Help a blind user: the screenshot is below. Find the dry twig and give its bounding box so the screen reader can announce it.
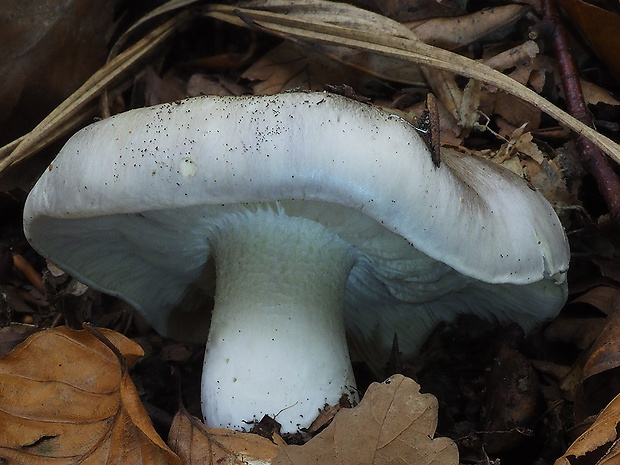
[204,3,620,166]
[544,0,620,221]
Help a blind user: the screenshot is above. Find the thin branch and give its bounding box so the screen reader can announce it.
[203,3,620,167]
[544,0,620,221]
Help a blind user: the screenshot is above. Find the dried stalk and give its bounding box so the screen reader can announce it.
[3,0,620,187]
[203,3,620,166]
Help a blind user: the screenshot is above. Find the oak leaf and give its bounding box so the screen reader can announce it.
[168,375,456,465]
[274,374,458,465]
[555,391,620,465]
[168,404,281,464]
[0,326,180,465]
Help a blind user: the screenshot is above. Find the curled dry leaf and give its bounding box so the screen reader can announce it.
[581,80,620,107]
[557,0,620,80]
[274,374,458,465]
[206,1,620,165]
[168,404,281,464]
[241,42,366,95]
[575,306,620,420]
[545,317,606,351]
[571,286,620,317]
[407,5,529,50]
[0,324,39,359]
[167,375,456,464]
[582,307,620,382]
[0,326,180,465]
[555,391,620,465]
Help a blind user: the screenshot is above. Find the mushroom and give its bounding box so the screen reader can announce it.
[23,92,569,433]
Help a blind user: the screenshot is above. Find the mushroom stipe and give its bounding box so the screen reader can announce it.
[23,91,569,434]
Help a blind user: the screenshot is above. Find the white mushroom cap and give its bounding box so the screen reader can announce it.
[23,91,569,432]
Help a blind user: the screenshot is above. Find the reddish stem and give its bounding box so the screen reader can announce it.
[543,0,620,222]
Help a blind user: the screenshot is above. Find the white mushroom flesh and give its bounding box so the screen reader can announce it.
[203,207,358,431]
[23,92,570,434]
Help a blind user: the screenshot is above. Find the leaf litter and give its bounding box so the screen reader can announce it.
[0,326,180,464]
[0,327,456,465]
[1,0,620,463]
[273,375,458,465]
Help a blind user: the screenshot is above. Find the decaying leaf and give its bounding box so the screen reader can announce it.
[555,391,620,465]
[274,374,458,465]
[204,0,620,169]
[0,0,115,143]
[168,404,281,464]
[167,375,456,464]
[407,5,529,50]
[572,286,620,316]
[557,0,620,80]
[483,335,541,454]
[580,307,620,402]
[582,305,620,376]
[0,323,39,358]
[241,42,365,95]
[545,317,607,351]
[581,80,620,107]
[0,326,180,465]
[371,0,466,21]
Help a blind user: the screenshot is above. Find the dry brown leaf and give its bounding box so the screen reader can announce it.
[514,130,546,164]
[557,0,620,80]
[371,0,466,21]
[186,74,249,97]
[0,326,180,465]
[143,67,188,107]
[205,1,620,166]
[168,404,281,464]
[494,125,537,162]
[241,43,316,94]
[0,323,39,359]
[482,41,540,77]
[581,80,620,107]
[523,155,580,208]
[407,5,529,50]
[0,0,115,144]
[565,306,620,421]
[581,309,620,382]
[545,317,607,351]
[555,391,620,465]
[572,286,620,316]
[168,375,457,464]
[242,41,378,94]
[274,374,458,465]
